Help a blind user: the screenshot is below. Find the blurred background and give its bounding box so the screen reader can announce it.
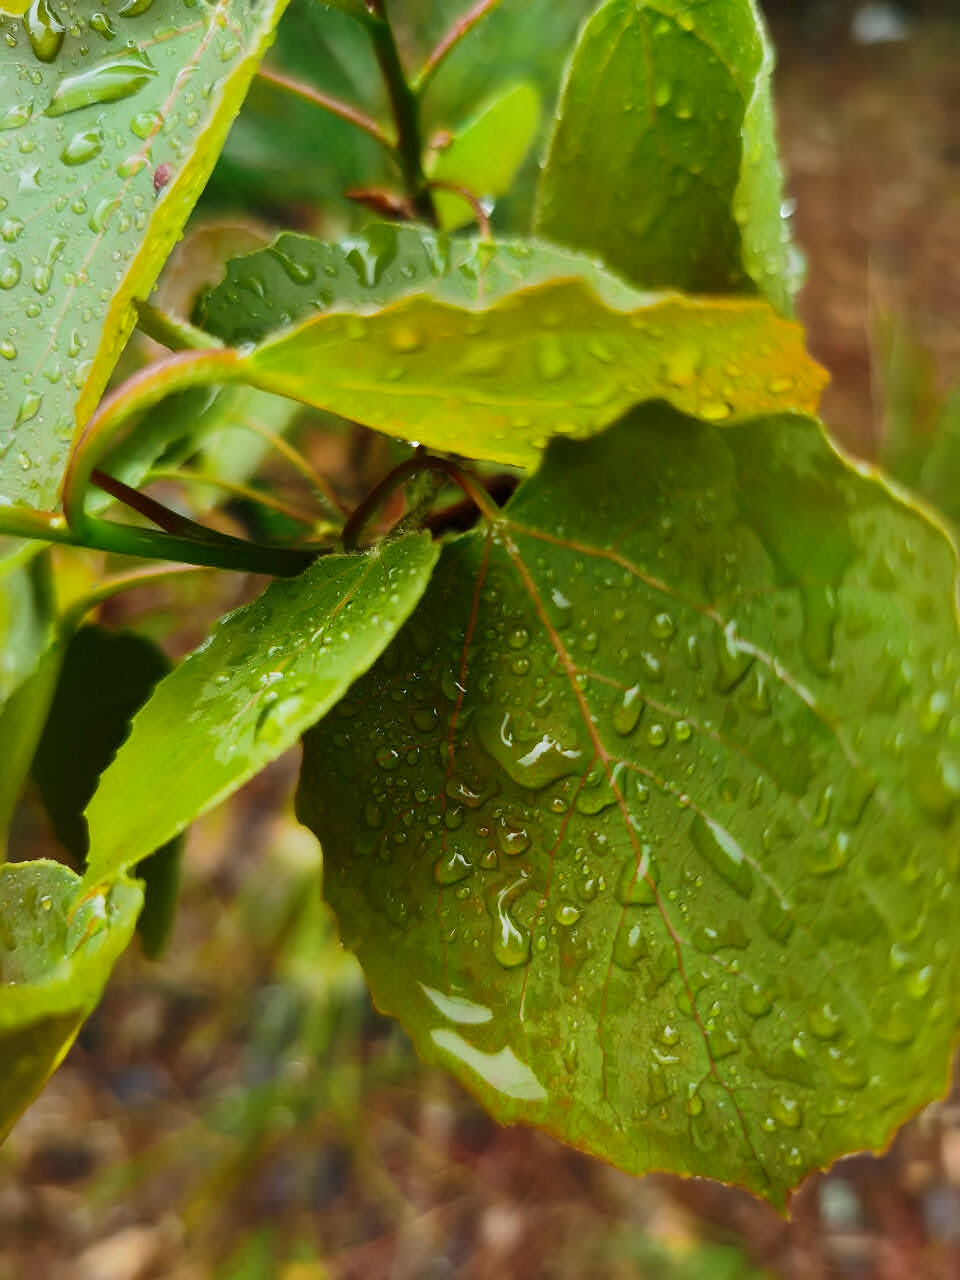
[2,1,959,1276]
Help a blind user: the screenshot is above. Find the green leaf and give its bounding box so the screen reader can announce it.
[30,624,184,954]
[84,533,440,884]
[0,0,290,509]
[201,229,824,470]
[536,0,799,312]
[425,83,541,232]
[0,552,60,849]
[298,406,960,1206]
[0,860,142,1141]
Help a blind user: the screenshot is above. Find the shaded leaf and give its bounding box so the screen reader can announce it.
[85,533,440,883]
[201,229,824,470]
[299,406,960,1206]
[0,552,59,850]
[0,0,290,508]
[30,625,184,955]
[536,0,799,311]
[0,860,142,1141]
[426,83,541,232]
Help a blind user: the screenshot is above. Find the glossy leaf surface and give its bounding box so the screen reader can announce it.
[537,0,798,312]
[0,0,290,508]
[85,533,440,883]
[0,860,142,1140]
[201,230,824,469]
[299,407,960,1205]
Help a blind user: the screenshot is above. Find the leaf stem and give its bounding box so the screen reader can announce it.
[415,0,504,95]
[61,564,213,632]
[365,1,436,222]
[228,418,350,518]
[426,180,491,238]
[147,469,322,528]
[254,67,396,152]
[91,469,241,544]
[135,301,223,352]
[342,454,499,550]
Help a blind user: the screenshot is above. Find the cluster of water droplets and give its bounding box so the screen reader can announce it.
[0,0,248,503]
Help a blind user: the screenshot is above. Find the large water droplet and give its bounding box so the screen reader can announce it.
[613,684,643,736]
[14,391,42,427]
[0,100,34,131]
[60,125,103,165]
[536,334,571,381]
[0,253,21,289]
[713,621,754,692]
[689,813,753,898]
[489,877,530,968]
[44,46,157,116]
[615,845,659,905]
[89,10,115,38]
[434,847,473,886]
[117,0,153,14]
[23,0,64,62]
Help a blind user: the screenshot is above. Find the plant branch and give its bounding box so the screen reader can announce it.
[415,0,504,95]
[228,419,350,518]
[365,1,436,222]
[136,301,223,352]
[92,469,241,544]
[426,181,491,238]
[342,454,500,550]
[147,469,322,529]
[62,564,212,632]
[255,67,395,151]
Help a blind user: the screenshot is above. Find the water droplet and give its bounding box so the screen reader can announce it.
[739,982,771,1018]
[713,621,754,691]
[555,903,581,927]
[0,339,16,359]
[646,722,668,748]
[489,878,530,969]
[23,0,64,62]
[771,1094,802,1129]
[60,124,103,165]
[613,684,643,736]
[44,46,157,116]
[685,1086,704,1117]
[478,710,584,790]
[267,242,316,286]
[89,10,115,38]
[129,108,161,138]
[654,81,671,108]
[699,400,731,422]
[689,813,753,898]
[808,1002,841,1040]
[0,253,21,289]
[612,909,649,969]
[32,263,51,293]
[496,818,530,857]
[663,343,701,388]
[615,845,659,905]
[434,847,473,886]
[0,100,34,131]
[117,0,153,14]
[536,334,570,381]
[14,391,41,427]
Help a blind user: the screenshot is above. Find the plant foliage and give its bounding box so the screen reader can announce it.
[0,0,956,1211]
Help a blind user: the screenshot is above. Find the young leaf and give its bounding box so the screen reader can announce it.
[84,533,440,884]
[425,83,541,231]
[536,0,799,312]
[0,0,291,508]
[0,861,142,1141]
[200,230,825,470]
[298,406,960,1207]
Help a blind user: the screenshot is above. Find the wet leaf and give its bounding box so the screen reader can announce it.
[0,552,59,849]
[299,406,960,1206]
[200,229,824,470]
[0,860,142,1141]
[537,0,800,312]
[84,533,440,883]
[425,83,541,231]
[0,0,290,508]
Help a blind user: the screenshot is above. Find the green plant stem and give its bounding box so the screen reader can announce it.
[365,1,436,222]
[228,419,350,519]
[92,469,241,544]
[255,67,395,151]
[415,0,504,95]
[342,454,498,549]
[148,469,321,528]
[61,564,212,632]
[135,301,223,352]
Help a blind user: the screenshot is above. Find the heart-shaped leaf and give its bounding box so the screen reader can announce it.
[0,860,142,1141]
[0,0,290,508]
[85,532,440,884]
[298,406,960,1207]
[537,0,800,312]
